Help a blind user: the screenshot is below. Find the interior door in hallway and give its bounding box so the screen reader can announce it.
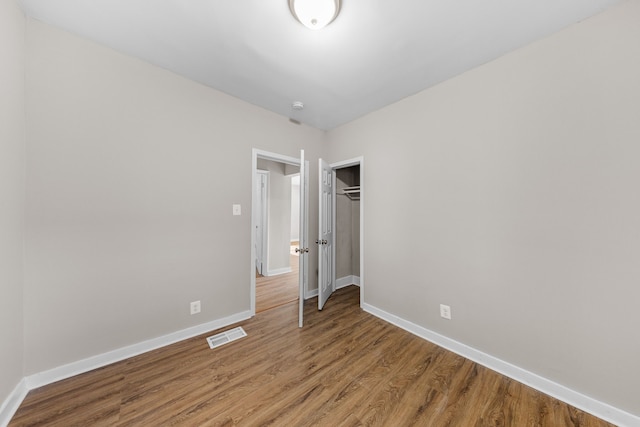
[297,150,309,326]
[254,171,268,276]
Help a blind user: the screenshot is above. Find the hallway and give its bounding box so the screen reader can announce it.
[256,247,299,313]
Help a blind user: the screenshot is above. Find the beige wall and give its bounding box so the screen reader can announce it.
[6,0,639,421]
[257,159,293,274]
[327,0,640,416]
[0,0,26,405]
[24,19,324,375]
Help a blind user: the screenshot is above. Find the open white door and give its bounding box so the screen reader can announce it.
[297,150,309,327]
[254,171,268,276]
[318,158,334,310]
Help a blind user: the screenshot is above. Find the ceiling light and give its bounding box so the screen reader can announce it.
[289,0,341,30]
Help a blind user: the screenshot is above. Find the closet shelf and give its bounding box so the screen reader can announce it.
[340,185,361,200]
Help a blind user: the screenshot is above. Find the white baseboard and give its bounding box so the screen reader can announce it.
[305,276,360,300]
[0,311,251,427]
[0,379,28,427]
[9,302,634,426]
[336,275,360,289]
[362,303,638,427]
[304,288,318,300]
[265,267,292,277]
[25,310,252,390]
[1,310,251,425]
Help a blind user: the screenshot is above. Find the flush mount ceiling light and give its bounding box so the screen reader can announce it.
[289,0,341,30]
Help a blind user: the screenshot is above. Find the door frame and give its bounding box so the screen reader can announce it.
[250,148,306,316]
[328,156,364,307]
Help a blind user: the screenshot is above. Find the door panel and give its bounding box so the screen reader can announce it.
[298,150,308,327]
[254,172,267,275]
[318,158,334,310]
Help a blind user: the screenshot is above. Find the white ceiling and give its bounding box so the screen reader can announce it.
[19,0,623,130]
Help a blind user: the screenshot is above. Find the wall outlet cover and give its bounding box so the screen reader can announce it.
[190,300,201,315]
[440,304,451,320]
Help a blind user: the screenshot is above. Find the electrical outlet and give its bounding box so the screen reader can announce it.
[190,300,201,315]
[440,304,451,320]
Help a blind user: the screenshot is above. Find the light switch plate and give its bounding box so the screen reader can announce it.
[232,204,241,216]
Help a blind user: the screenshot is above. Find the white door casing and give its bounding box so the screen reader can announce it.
[318,158,334,310]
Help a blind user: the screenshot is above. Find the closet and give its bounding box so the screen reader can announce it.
[335,165,360,288]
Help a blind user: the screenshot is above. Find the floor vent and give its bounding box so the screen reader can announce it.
[206,326,247,350]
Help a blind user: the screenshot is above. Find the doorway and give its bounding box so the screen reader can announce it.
[254,159,299,312]
[318,156,363,310]
[251,149,309,326]
[334,164,361,290]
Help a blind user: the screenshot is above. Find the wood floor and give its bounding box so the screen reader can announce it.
[255,253,299,313]
[10,286,614,427]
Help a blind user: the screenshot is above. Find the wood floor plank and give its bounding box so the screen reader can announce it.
[255,253,299,313]
[9,286,616,427]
